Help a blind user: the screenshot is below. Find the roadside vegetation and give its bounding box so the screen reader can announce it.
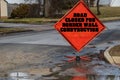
[0,18,58,24]
[109,45,120,56]
[91,7,120,18]
[1,7,120,24]
[0,27,30,35]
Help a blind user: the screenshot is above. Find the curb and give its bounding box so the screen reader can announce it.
[104,45,120,67]
[104,47,115,65]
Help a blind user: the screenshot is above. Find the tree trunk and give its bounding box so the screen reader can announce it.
[44,0,51,17]
[37,0,41,16]
[97,0,101,15]
[86,0,89,6]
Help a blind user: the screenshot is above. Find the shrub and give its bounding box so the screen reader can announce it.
[11,4,30,18]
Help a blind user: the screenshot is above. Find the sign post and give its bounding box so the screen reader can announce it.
[54,0,105,52]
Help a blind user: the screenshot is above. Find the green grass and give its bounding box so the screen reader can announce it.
[0,27,29,34]
[90,7,120,18]
[109,45,120,56]
[0,18,58,24]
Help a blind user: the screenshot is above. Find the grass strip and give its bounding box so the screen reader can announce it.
[0,27,30,35]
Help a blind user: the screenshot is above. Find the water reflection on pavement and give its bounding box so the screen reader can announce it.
[72,76,87,80]
[59,58,120,80]
[71,66,87,80]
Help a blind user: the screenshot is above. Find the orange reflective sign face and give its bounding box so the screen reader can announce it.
[54,1,105,52]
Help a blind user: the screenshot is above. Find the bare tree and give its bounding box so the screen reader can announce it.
[24,0,101,17]
[96,0,101,15]
[86,0,90,7]
[24,0,52,17]
[44,0,51,17]
[90,0,95,7]
[24,0,41,17]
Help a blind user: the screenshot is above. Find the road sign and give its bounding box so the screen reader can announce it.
[54,1,105,52]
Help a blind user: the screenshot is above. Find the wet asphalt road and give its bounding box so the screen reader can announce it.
[0,21,120,46]
[0,21,120,61]
[0,21,120,79]
[0,21,120,57]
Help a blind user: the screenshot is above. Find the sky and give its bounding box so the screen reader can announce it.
[100,0,110,4]
[6,0,110,4]
[6,0,24,3]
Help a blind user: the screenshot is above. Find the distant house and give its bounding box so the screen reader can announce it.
[110,0,120,7]
[0,0,8,18]
[96,0,120,7]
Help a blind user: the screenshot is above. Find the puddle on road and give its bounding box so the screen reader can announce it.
[58,59,120,80]
[0,41,120,80]
[70,66,88,80]
[60,66,120,80]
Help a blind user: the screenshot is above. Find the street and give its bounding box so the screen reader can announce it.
[0,20,120,79]
[0,21,120,46]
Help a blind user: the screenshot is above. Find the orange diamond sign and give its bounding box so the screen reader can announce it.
[54,1,105,52]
